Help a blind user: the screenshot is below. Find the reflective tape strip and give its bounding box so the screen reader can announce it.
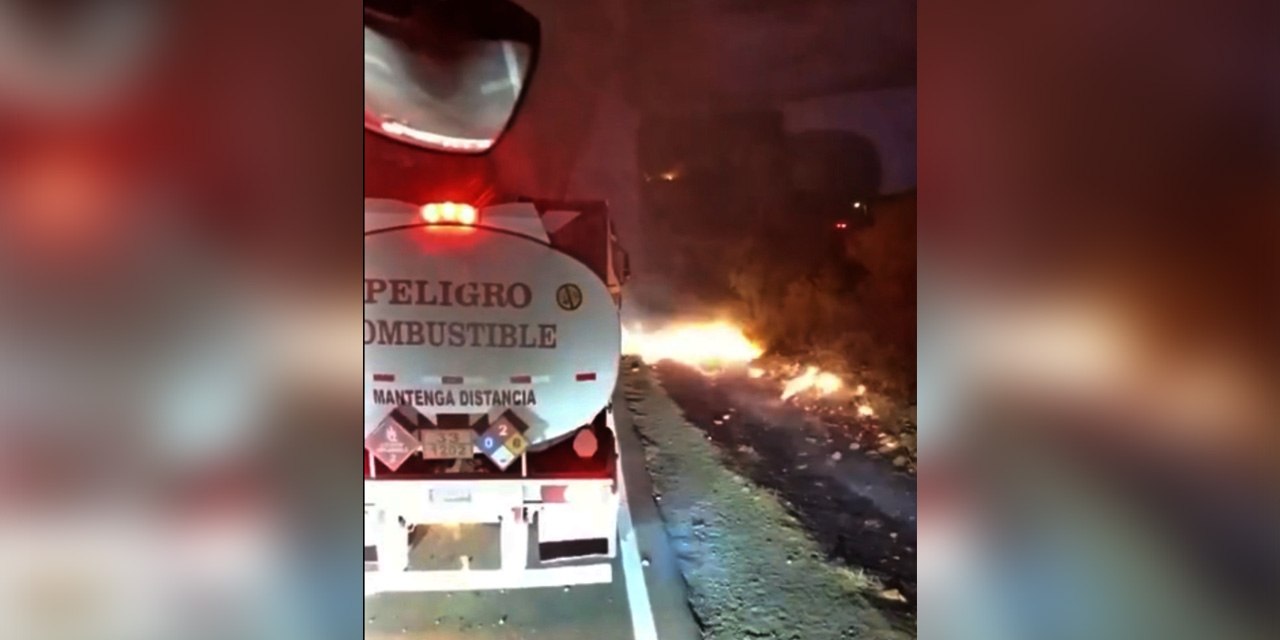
[419,376,488,386]
[509,375,551,385]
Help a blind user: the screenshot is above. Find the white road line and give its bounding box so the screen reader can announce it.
[617,453,659,640]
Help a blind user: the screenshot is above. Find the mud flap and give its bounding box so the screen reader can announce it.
[370,508,409,573]
[501,507,530,571]
[536,500,617,562]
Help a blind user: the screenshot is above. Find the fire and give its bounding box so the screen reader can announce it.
[622,322,764,370]
[621,322,882,420]
[780,366,844,401]
[777,367,877,417]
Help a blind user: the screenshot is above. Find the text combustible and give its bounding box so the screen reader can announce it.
[372,388,537,408]
[364,320,557,348]
[365,279,558,349]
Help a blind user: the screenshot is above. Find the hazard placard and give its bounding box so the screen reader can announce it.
[366,415,420,472]
[475,411,531,471]
[504,433,529,458]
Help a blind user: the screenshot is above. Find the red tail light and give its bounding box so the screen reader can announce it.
[421,202,478,225]
[541,483,611,504]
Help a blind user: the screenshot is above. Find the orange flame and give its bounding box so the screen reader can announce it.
[780,366,844,401]
[622,322,764,371]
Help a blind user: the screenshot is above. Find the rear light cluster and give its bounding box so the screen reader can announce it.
[365,415,616,480]
[421,202,478,225]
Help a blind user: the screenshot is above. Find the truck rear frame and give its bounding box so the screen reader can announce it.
[364,198,628,593]
[364,406,620,594]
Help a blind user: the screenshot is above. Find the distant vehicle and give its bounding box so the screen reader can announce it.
[363,0,631,593]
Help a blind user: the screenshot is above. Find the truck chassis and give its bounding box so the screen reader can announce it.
[364,408,620,594]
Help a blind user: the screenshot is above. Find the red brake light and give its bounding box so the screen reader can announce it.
[421,202,478,225]
[540,484,610,504]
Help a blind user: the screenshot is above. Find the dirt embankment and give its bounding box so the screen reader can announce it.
[623,359,916,639]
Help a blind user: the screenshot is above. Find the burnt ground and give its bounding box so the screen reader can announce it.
[620,361,909,640]
[651,361,917,623]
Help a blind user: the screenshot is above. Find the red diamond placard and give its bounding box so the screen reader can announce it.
[366,414,420,472]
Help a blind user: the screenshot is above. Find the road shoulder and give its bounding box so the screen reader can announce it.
[615,379,705,640]
[620,358,912,640]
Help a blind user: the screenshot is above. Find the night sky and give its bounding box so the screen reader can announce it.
[462,0,919,299]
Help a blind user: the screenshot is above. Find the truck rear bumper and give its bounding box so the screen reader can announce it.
[364,477,618,594]
[364,563,612,595]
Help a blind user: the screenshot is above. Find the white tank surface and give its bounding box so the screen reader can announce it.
[364,199,621,449]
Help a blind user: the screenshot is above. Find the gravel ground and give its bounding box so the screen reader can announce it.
[652,361,918,612]
[621,358,914,640]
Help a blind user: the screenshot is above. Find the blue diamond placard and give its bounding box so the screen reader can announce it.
[475,426,506,457]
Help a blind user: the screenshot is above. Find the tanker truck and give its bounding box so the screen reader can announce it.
[363,0,631,593]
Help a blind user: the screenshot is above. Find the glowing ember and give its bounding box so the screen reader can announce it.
[780,366,844,401]
[857,405,875,418]
[622,322,764,370]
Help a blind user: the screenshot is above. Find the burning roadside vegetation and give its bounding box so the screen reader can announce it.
[621,324,918,473]
[730,189,917,461]
[749,359,917,474]
[617,110,918,630]
[618,182,919,626]
[629,113,917,467]
[619,323,920,626]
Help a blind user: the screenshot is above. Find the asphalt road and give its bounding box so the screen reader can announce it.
[364,385,702,640]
